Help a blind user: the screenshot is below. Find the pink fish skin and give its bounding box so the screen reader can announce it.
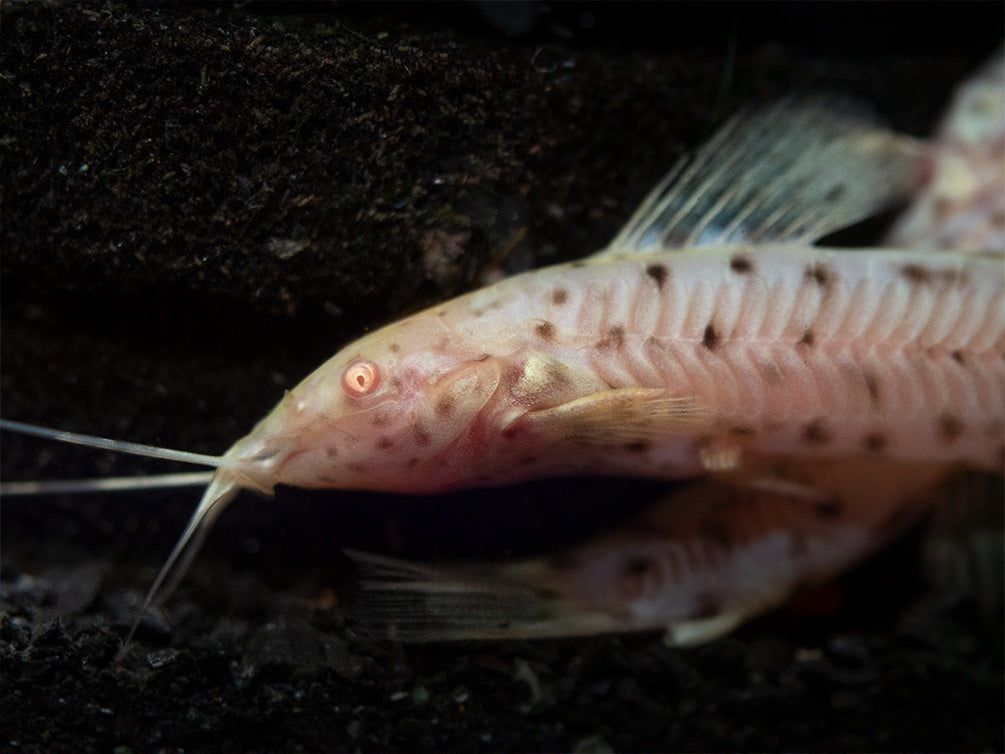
[227,244,1002,497]
[344,70,1005,643]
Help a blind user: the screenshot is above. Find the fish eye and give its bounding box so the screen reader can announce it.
[341,359,381,397]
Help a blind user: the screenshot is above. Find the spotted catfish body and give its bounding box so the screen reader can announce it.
[347,71,1005,645]
[188,99,1000,510]
[274,243,1000,495]
[47,98,1000,624]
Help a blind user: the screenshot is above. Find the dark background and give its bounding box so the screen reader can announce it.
[1,3,1002,752]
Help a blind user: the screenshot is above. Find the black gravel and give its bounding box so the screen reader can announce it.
[2,3,1002,752]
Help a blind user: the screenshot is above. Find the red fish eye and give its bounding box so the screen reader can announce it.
[341,359,381,397]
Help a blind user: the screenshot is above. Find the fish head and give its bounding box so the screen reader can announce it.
[222,316,504,493]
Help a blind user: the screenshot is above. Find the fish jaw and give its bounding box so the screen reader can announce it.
[219,321,507,494]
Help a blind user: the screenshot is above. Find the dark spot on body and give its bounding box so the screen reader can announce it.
[802,419,831,445]
[325,446,339,459]
[646,335,666,351]
[407,457,421,468]
[804,263,833,290]
[372,414,390,428]
[646,263,668,289]
[535,320,556,340]
[413,424,431,446]
[950,350,965,365]
[863,432,887,452]
[551,288,569,305]
[760,360,782,383]
[729,254,753,274]
[347,462,365,473]
[388,343,401,354]
[596,324,626,350]
[863,371,880,407]
[729,425,756,436]
[703,323,720,350]
[518,455,539,466]
[824,184,847,202]
[435,394,455,418]
[376,436,394,450]
[624,440,650,453]
[798,328,815,347]
[900,264,967,288]
[477,353,491,361]
[390,376,401,389]
[900,263,929,285]
[938,414,965,443]
[624,557,655,577]
[814,498,842,518]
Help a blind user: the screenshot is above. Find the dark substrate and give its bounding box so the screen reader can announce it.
[1,3,1003,752]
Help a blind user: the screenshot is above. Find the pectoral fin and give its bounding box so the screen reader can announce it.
[512,388,711,446]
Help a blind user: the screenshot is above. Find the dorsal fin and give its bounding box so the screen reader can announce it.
[599,98,922,255]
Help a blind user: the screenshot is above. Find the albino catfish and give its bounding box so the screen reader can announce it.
[352,56,1005,644]
[3,71,1003,645]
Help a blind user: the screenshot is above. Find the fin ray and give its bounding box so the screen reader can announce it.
[601,98,921,254]
[346,549,615,641]
[517,388,709,446]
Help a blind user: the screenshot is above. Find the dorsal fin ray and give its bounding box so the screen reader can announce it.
[599,98,922,255]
